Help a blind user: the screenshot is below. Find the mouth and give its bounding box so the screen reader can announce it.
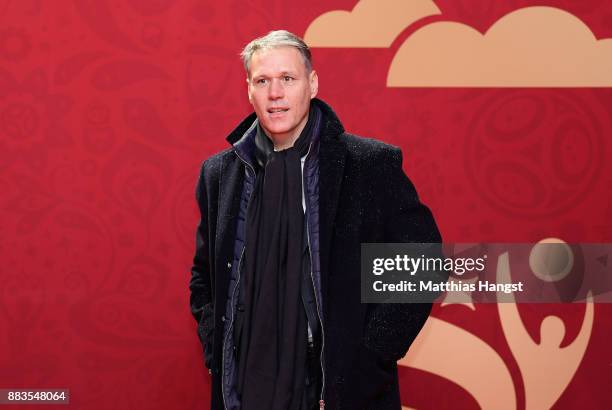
[267,107,289,114]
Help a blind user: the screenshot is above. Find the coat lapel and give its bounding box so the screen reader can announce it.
[318,136,347,281]
[214,154,244,312]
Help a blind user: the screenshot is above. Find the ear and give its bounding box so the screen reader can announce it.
[246,77,253,104]
[309,70,319,99]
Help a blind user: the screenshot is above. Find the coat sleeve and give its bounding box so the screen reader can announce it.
[349,146,444,406]
[363,146,443,363]
[189,160,214,368]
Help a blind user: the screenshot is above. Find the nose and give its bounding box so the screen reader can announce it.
[268,78,284,99]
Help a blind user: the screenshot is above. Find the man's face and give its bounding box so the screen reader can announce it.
[247,46,318,147]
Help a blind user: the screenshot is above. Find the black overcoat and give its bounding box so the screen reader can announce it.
[189,99,442,409]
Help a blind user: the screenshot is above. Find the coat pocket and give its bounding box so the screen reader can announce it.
[344,343,396,408]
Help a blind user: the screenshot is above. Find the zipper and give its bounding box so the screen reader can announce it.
[221,149,255,410]
[221,245,246,410]
[302,141,326,409]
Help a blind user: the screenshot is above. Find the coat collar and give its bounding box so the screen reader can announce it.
[225,98,345,146]
[220,98,348,283]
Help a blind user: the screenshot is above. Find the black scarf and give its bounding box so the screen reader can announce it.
[235,108,315,409]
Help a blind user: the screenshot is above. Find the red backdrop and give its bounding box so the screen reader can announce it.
[0,1,611,409]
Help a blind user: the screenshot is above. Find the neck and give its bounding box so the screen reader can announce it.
[269,111,310,151]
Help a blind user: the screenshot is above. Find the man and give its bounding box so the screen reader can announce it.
[189,30,441,410]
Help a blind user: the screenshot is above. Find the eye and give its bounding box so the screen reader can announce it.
[282,75,294,82]
[255,78,267,85]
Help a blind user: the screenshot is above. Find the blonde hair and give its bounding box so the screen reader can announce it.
[240,30,312,76]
